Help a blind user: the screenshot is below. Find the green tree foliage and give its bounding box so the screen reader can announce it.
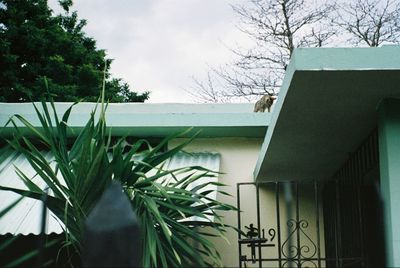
[0,0,149,102]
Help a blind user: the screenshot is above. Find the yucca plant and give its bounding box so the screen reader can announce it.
[0,96,236,266]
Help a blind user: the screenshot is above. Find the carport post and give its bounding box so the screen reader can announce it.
[377,98,400,267]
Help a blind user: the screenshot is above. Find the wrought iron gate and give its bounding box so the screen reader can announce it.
[237,180,372,267]
[237,130,384,267]
[323,129,385,268]
[237,181,326,267]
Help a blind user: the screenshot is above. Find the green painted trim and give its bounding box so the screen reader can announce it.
[253,46,297,180]
[293,46,400,71]
[0,103,270,138]
[378,98,400,267]
[254,46,400,181]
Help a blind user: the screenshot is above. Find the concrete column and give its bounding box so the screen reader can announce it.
[377,98,400,267]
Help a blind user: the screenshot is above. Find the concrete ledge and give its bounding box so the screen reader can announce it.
[0,102,270,138]
[254,46,400,181]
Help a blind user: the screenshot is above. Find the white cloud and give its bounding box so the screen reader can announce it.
[49,0,251,103]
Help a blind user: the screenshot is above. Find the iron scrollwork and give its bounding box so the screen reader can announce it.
[281,219,318,266]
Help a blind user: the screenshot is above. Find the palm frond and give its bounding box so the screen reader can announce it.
[1,98,236,267]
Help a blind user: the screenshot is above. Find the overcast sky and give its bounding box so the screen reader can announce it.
[49,0,251,103]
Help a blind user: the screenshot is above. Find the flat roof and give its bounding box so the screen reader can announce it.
[254,46,400,181]
[0,103,269,138]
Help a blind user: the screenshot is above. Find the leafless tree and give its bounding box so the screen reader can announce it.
[186,72,231,103]
[190,0,336,102]
[231,0,336,68]
[334,0,400,47]
[190,0,400,103]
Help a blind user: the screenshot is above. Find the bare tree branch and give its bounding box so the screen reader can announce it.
[187,0,399,103]
[333,0,400,47]
[186,72,234,103]
[202,0,337,102]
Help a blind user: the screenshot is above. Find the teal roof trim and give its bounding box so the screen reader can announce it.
[291,45,400,71]
[254,46,400,181]
[0,103,270,138]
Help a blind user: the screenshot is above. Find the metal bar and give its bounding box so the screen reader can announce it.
[372,130,378,166]
[333,182,339,268]
[360,141,366,177]
[296,182,300,268]
[237,183,242,268]
[276,182,282,268]
[374,129,379,163]
[351,154,356,185]
[335,180,343,267]
[256,183,262,268]
[258,257,363,262]
[315,181,321,268]
[368,135,373,169]
[357,149,362,183]
[237,182,257,186]
[356,186,366,267]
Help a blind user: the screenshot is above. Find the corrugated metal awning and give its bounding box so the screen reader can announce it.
[167,151,221,222]
[0,149,64,235]
[0,149,220,235]
[167,151,220,198]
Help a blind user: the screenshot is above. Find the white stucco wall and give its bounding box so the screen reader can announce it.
[169,137,263,267]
